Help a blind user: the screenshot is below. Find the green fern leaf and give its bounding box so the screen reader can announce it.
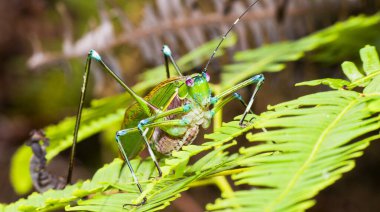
[208,90,380,211]
[221,14,380,89]
[5,113,256,211]
[4,87,380,211]
[207,46,380,211]
[298,45,380,90]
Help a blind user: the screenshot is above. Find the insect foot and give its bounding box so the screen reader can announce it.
[239,122,248,128]
[239,119,254,128]
[148,175,162,181]
[123,197,147,208]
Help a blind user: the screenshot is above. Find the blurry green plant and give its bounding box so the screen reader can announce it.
[3,13,380,211]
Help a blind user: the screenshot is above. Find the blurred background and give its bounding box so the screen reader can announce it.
[1,0,380,211]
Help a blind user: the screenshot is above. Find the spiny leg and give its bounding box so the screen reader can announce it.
[233,93,254,114]
[137,104,191,177]
[162,45,183,77]
[239,75,264,126]
[138,126,162,177]
[212,92,253,114]
[67,50,159,184]
[211,74,264,126]
[116,130,147,207]
[235,90,270,136]
[233,93,255,124]
[116,118,190,207]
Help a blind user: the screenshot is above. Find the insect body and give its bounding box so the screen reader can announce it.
[30,0,264,208]
[81,49,263,208]
[121,71,213,157]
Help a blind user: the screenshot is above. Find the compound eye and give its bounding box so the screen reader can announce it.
[186,78,194,87]
[202,72,210,82]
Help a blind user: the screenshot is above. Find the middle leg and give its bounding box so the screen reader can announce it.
[115,118,190,207]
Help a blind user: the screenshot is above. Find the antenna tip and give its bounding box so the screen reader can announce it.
[162,45,172,56]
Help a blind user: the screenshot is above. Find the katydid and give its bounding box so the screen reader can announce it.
[29,0,264,208]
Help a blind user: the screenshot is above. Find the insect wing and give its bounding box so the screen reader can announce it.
[120,77,184,159]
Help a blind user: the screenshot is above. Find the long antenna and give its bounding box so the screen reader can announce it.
[203,0,262,72]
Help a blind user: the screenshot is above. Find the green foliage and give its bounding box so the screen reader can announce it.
[312,14,380,63]
[297,45,380,91]
[221,14,380,89]
[3,117,254,211]
[206,45,380,211]
[6,12,380,211]
[208,91,380,211]
[10,35,238,195]
[9,12,380,196]
[4,45,380,211]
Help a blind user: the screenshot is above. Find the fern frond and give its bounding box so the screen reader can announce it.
[4,118,253,211]
[297,45,380,91]
[208,90,380,211]
[8,87,380,211]
[10,13,380,195]
[207,46,380,211]
[222,13,380,89]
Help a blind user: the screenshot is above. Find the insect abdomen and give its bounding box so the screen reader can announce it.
[155,125,199,155]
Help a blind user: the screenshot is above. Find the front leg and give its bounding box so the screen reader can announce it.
[211,74,264,126]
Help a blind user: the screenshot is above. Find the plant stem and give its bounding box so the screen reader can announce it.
[214,176,234,197]
[210,85,234,197]
[189,167,249,188]
[189,176,233,197]
[213,85,223,129]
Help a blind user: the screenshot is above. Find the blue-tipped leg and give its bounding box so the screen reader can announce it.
[115,131,147,207]
[89,49,102,61]
[161,45,182,77]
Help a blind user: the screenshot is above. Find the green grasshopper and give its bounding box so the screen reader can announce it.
[29,0,264,208]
